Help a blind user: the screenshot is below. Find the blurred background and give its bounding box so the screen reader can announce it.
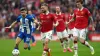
[0,0,100,41]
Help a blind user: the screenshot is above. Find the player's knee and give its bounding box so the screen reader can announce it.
[15,37,22,44]
[68,34,71,38]
[80,39,85,44]
[63,37,68,40]
[45,41,48,44]
[60,38,63,43]
[73,36,78,41]
[45,38,49,44]
[74,40,77,43]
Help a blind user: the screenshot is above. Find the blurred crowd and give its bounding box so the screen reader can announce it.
[0,0,100,36]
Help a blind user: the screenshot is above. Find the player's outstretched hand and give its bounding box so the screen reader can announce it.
[5,26,11,29]
[66,22,69,25]
[36,27,40,30]
[92,26,95,31]
[53,23,57,27]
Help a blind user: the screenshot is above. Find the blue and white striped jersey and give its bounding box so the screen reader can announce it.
[17,14,33,34]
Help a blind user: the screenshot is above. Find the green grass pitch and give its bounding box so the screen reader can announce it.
[0,39,100,56]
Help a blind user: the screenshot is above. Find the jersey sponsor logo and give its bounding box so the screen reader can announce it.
[76,15,84,18]
[54,16,57,18]
[41,17,43,18]
[58,19,63,21]
[61,15,63,18]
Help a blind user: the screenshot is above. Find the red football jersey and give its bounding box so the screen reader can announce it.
[67,13,75,29]
[39,12,56,33]
[54,13,66,32]
[74,7,91,29]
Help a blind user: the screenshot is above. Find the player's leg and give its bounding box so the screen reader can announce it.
[14,37,22,49]
[57,32,64,48]
[73,28,78,56]
[62,29,72,52]
[14,32,23,49]
[31,35,36,46]
[57,32,65,52]
[31,27,36,46]
[24,34,31,50]
[70,29,74,48]
[32,35,35,43]
[12,32,24,55]
[41,31,52,56]
[70,34,74,48]
[79,29,94,55]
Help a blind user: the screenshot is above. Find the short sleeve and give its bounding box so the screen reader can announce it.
[63,14,66,22]
[32,14,36,18]
[16,16,20,22]
[29,15,34,22]
[73,9,76,18]
[85,8,91,16]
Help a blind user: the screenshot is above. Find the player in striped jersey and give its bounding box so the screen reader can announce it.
[6,7,38,53]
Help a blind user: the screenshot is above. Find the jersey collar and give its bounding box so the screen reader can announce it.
[46,11,49,15]
[21,14,27,18]
[70,13,74,16]
[42,11,49,15]
[56,12,61,15]
[78,7,84,11]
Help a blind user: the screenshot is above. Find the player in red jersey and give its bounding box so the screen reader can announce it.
[67,6,75,48]
[39,3,58,56]
[54,6,72,52]
[68,0,95,56]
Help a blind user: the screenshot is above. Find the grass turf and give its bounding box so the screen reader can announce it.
[0,39,100,56]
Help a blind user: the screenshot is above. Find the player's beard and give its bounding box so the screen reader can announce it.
[22,14,27,18]
[56,11,60,14]
[42,10,46,13]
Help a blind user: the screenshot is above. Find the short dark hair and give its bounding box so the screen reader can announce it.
[76,0,83,4]
[20,7,27,11]
[41,3,48,7]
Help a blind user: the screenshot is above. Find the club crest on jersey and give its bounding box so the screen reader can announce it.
[47,16,50,19]
[81,12,84,15]
[61,16,63,18]
[25,18,28,22]
[55,16,57,18]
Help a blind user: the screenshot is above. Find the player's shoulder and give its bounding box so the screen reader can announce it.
[47,13,54,16]
[67,13,70,16]
[26,14,32,18]
[83,7,89,11]
[61,13,65,15]
[17,15,22,19]
[32,14,35,16]
[40,13,44,16]
[32,14,36,17]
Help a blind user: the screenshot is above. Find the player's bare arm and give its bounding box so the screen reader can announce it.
[6,21,17,28]
[66,17,74,25]
[89,16,95,31]
[53,21,59,27]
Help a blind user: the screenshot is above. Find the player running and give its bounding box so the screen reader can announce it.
[28,10,36,46]
[66,6,75,48]
[39,3,58,56]
[69,0,95,56]
[54,6,72,52]
[6,7,38,53]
